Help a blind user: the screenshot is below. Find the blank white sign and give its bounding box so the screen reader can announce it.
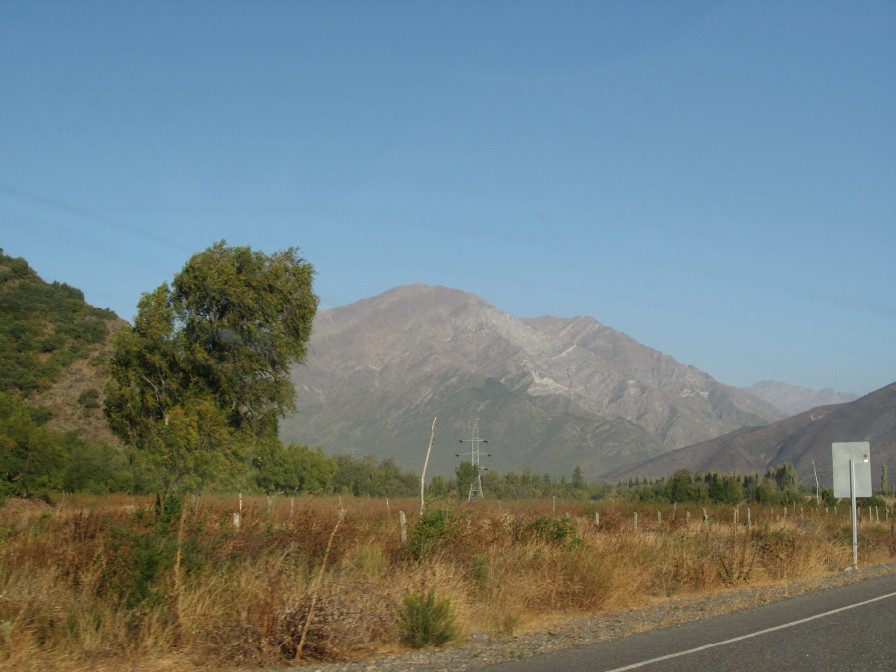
[832,442,872,498]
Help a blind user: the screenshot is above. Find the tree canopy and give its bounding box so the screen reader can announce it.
[103,242,317,493]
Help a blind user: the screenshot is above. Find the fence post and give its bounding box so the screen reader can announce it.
[399,510,407,543]
[657,510,662,526]
[747,506,752,529]
[702,507,708,526]
[233,492,243,531]
[633,511,638,532]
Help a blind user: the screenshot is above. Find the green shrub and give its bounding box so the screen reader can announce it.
[407,508,460,560]
[77,388,101,409]
[397,588,458,648]
[513,515,580,546]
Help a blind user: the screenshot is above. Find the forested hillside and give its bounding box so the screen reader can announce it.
[0,250,118,395]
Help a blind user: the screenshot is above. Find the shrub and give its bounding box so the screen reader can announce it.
[407,508,463,560]
[397,588,458,648]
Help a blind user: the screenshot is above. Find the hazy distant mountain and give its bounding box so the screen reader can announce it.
[281,284,783,480]
[604,382,896,488]
[745,380,859,416]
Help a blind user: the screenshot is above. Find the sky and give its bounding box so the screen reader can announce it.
[1,1,894,396]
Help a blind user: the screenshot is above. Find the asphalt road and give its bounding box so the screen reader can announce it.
[477,573,896,672]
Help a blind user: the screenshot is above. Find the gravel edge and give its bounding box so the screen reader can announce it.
[286,560,896,672]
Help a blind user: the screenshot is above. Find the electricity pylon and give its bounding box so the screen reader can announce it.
[457,419,490,500]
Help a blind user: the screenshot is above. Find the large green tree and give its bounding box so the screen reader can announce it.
[103,242,317,494]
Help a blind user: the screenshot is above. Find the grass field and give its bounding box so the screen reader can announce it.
[1,494,893,671]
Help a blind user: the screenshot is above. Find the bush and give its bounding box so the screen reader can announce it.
[397,588,458,648]
[407,508,463,560]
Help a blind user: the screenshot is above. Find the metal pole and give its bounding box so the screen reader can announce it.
[850,459,858,570]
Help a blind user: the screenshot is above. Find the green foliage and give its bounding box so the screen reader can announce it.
[104,526,173,609]
[77,388,101,410]
[455,461,479,499]
[773,463,798,491]
[103,242,317,494]
[617,465,805,507]
[0,391,65,497]
[509,514,581,548]
[397,588,459,648]
[427,475,448,499]
[62,438,133,494]
[331,455,418,498]
[0,250,116,397]
[708,474,744,505]
[0,391,132,497]
[253,441,335,494]
[754,476,782,505]
[667,469,704,503]
[407,508,464,560]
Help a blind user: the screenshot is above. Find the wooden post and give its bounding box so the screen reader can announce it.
[702,507,708,526]
[420,417,437,515]
[233,492,243,530]
[686,510,691,525]
[657,510,662,526]
[747,506,752,529]
[595,511,600,527]
[399,510,407,543]
[633,511,638,532]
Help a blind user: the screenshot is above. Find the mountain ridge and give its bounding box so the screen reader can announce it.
[745,380,859,416]
[281,284,784,480]
[603,382,896,487]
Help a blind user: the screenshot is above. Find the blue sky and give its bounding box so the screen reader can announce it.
[2,1,893,396]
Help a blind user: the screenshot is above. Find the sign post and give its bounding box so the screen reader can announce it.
[832,442,871,570]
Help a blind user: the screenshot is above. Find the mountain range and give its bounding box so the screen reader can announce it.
[744,380,859,416]
[280,284,787,480]
[605,382,896,488]
[6,251,886,489]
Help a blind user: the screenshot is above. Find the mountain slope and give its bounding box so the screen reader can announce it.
[604,382,896,487]
[746,380,859,416]
[0,250,126,445]
[281,284,783,480]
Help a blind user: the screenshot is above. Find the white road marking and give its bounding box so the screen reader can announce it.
[603,590,896,672]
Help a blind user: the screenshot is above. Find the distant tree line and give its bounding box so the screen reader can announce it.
[615,465,804,506]
[2,391,889,508]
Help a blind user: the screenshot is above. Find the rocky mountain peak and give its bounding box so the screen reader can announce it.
[282,284,784,480]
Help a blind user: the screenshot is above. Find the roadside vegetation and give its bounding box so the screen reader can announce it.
[1,492,894,671]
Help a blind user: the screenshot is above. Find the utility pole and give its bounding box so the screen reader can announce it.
[457,419,490,500]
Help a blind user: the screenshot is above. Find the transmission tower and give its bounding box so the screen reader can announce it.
[457,419,490,500]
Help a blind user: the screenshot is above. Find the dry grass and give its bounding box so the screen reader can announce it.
[0,495,892,671]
